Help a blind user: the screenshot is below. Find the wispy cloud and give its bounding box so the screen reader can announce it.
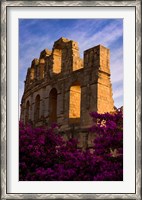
[66,19,122,53]
[19,19,123,109]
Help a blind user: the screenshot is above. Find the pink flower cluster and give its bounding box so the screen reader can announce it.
[19,110,123,181]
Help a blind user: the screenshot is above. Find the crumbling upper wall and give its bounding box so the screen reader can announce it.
[24,37,83,87]
[51,37,83,74]
[84,45,110,74]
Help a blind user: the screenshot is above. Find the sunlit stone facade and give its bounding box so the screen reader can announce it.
[20,37,114,148]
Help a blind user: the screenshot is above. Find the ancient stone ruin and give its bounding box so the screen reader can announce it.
[20,37,114,148]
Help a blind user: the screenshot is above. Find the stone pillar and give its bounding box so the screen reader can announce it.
[71,41,83,71]
[52,48,62,73]
[97,46,114,113]
[40,87,46,118]
[60,89,70,130]
[80,84,96,127]
[84,45,114,114]
[57,91,64,125]
[31,94,34,122]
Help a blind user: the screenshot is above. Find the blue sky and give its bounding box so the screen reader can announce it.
[19,19,123,109]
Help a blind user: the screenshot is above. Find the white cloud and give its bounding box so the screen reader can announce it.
[67,21,122,54]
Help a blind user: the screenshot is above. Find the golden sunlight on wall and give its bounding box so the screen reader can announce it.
[53,49,62,73]
[69,85,81,119]
[30,68,34,80]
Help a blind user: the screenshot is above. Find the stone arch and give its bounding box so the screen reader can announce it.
[25,100,30,124]
[49,88,57,124]
[34,94,40,122]
[69,82,81,123]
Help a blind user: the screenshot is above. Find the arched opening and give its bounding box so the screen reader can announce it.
[25,100,30,124]
[49,88,57,124]
[69,84,81,123]
[34,95,40,122]
[53,48,62,73]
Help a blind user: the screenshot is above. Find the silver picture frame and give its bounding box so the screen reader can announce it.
[1,0,141,199]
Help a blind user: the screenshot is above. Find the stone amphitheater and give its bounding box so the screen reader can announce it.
[20,37,114,148]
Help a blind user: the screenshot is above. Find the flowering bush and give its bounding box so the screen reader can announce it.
[89,110,123,180]
[19,110,123,181]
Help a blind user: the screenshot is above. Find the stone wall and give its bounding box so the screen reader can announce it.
[20,37,114,146]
